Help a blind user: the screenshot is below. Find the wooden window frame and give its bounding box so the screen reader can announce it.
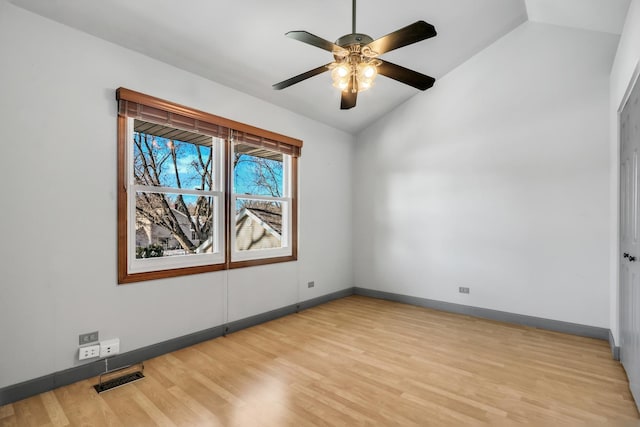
[117,88,301,284]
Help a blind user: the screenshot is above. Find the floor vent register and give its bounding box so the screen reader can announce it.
[93,362,145,394]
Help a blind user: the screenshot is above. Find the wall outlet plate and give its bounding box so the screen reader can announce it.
[79,331,99,345]
[79,344,100,360]
[100,338,120,358]
[459,286,470,294]
[308,281,315,288]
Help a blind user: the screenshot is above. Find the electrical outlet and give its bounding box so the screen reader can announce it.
[459,286,470,294]
[308,281,315,288]
[79,344,100,360]
[79,331,99,345]
[100,338,120,358]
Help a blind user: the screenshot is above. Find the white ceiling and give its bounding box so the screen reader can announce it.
[526,0,631,35]
[8,0,631,134]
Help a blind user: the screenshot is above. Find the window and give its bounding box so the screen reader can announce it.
[128,119,224,275]
[117,88,301,283]
[232,134,292,261]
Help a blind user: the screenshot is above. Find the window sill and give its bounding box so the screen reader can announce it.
[118,255,298,283]
[229,255,298,270]
[118,263,226,284]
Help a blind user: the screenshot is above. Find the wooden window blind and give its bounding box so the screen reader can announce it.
[116,88,302,157]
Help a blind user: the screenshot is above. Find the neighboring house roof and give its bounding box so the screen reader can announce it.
[237,207,282,237]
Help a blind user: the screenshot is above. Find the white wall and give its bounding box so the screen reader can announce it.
[353,22,618,327]
[0,2,353,388]
[610,0,640,344]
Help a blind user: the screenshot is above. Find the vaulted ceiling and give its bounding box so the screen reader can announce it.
[9,0,631,134]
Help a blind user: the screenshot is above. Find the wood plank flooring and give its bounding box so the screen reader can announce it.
[1,295,638,426]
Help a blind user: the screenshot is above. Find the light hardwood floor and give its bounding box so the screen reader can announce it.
[1,295,639,426]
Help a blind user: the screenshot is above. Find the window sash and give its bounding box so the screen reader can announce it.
[231,195,292,262]
[231,134,290,197]
[128,191,225,274]
[126,115,225,274]
[230,139,292,261]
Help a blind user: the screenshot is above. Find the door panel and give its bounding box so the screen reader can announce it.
[620,76,640,407]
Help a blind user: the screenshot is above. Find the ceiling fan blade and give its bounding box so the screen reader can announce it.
[285,31,349,56]
[377,60,435,90]
[365,21,436,55]
[341,79,357,110]
[272,63,332,90]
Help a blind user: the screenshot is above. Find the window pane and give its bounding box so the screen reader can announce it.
[235,199,283,251]
[134,120,215,191]
[136,192,216,257]
[233,143,283,196]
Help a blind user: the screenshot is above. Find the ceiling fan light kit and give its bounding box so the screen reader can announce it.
[273,0,437,110]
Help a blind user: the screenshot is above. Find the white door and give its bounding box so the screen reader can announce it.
[620,75,640,405]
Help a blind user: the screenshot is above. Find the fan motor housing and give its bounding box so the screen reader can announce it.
[335,33,374,48]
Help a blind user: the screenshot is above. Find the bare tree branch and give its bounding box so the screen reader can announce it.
[133,133,214,253]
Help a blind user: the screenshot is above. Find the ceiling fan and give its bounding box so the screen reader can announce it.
[272,0,437,110]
